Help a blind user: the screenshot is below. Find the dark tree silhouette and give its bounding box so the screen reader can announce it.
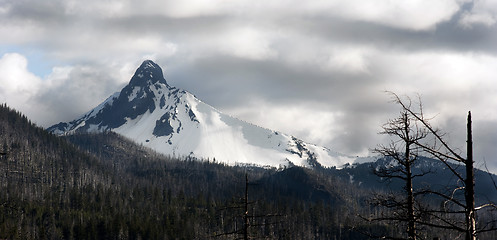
[389,92,497,240]
[366,96,430,240]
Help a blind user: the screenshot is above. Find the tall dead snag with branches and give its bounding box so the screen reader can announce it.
[367,97,429,240]
[465,112,476,240]
[214,173,282,239]
[390,92,496,240]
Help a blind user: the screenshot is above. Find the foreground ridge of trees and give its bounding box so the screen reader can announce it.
[1,104,377,239]
[366,93,497,240]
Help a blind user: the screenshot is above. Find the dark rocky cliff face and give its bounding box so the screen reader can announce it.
[48,60,173,132]
[128,60,168,87]
[101,60,170,128]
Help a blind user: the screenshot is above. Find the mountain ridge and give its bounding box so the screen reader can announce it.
[48,60,360,169]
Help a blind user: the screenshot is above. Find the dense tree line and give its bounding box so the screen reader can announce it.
[1,104,379,239]
[1,102,496,239]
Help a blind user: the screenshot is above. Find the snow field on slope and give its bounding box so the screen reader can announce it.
[114,84,360,169]
[181,93,293,167]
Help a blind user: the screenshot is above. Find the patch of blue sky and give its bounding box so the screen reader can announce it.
[0,44,53,78]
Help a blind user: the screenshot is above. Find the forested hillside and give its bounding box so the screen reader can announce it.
[62,132,379,239]
[1,104,496,239]
[0,104,381,239]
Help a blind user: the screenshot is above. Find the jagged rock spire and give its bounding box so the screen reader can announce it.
[128,60,168,87]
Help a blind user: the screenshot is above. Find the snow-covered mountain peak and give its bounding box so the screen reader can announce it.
[48,61,362,169]
[129,60,168,88]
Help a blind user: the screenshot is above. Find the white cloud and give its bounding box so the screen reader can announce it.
[0,53,41,94]
[142,0,466,31]
[49,0,466,31]
[0,53,42,116]
[72,0,241,18]
[0,53,46,125]
[376,50,497,123]
[459,0,497,28]
[150,0,234,18]
[226,99,343,148]
[460,11,496,27]
[0,3,10,14]
[323,46,373,74]
[0,21,44,45]
[222,27,277,60]
[0,53,139,126]
[64,0,125,18]
[46,31,178,63]
[300,0,466,31]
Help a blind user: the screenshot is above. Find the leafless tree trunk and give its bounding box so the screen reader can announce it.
[244,173,249,240]
[213,173,282,239]
[388,92,493,239]
[370,105,429,240]
[465,112,476,240]
[404,116,416,240]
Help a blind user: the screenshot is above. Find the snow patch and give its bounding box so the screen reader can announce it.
[128,86,141,102]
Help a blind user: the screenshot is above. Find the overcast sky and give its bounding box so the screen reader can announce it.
[1,0,497,172]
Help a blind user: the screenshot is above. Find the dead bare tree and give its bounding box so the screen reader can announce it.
[213,173,282,239]
[366,97,430,240]
[389,92,497,240]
